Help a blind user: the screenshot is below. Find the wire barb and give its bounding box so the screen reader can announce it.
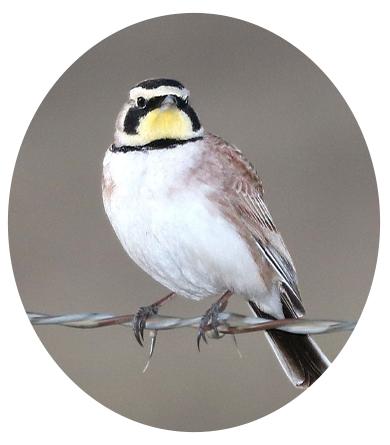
[143,330,158,373]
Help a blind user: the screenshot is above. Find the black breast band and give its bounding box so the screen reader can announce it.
[110,136,203,153]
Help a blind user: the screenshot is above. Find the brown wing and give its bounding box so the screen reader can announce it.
[204,134,304,316]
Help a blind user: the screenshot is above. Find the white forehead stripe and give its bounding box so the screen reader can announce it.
[129,85,189,101]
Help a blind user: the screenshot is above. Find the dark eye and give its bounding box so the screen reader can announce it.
[137,97,147,108]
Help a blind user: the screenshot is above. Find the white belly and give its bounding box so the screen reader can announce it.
[102,141,266,300]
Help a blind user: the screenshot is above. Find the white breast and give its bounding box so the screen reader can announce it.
[102,141,266,301]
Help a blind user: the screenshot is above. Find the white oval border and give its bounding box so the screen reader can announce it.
[12,11,370,434]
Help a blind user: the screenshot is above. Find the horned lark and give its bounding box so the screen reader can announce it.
[102,78,330,388]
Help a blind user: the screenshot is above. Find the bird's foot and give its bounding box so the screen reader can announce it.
[132,292,176,347]
[197,301,224,350]
[133,304,159,346]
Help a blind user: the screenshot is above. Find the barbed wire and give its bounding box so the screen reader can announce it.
[27,311,356,335]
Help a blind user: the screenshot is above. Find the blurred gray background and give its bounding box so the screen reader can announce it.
[9,14,379,431]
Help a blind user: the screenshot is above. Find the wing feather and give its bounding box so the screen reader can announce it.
[206,134,304,315]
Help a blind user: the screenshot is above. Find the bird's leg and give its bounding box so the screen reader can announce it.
[197,290,233,350]
[133,292,176,346]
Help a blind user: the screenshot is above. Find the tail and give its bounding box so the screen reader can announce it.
[249,301,330,388]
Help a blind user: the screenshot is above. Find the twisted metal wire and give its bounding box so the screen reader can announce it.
[27,311,356,335]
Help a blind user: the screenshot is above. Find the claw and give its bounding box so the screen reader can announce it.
[197,329,208,351]
[133,304,158,346]
[197,301,222,351]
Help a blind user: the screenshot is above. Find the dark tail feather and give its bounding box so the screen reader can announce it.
[249,301,330,388]
[264,330,330,388]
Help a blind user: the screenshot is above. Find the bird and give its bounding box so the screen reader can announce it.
[102,78,330,388]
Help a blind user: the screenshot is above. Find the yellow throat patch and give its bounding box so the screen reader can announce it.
[137,108,193,144]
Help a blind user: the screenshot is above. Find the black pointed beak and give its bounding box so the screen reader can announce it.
[161,95,178,107]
